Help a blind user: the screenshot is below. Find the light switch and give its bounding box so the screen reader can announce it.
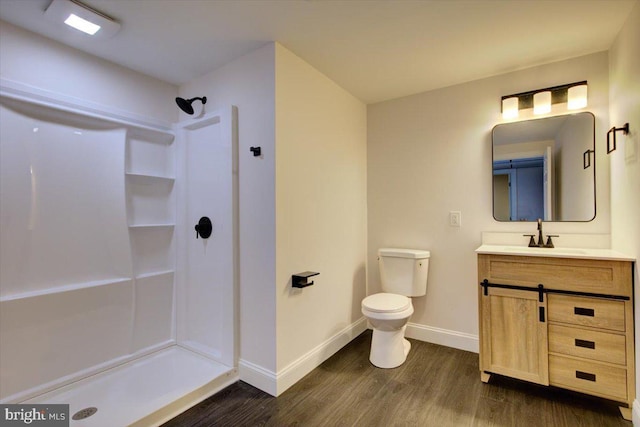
[449,211,461,227]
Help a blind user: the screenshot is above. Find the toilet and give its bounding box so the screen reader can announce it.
[362,248,430,368]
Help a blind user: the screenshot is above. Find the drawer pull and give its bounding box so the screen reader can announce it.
[575,339,595,349]
[574,307,594,317]
[575,370,596,382]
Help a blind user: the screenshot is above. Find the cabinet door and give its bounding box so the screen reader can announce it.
[481,287,549,385]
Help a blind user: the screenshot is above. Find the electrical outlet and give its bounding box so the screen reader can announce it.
[450,211,461,227]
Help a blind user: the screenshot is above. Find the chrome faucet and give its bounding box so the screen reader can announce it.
[523,218,558,248]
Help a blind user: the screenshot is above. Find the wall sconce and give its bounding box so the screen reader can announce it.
[501,81,587,120]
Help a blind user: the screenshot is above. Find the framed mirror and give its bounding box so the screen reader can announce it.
[492,112,595,222]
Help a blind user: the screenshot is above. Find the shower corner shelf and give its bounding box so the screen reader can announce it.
[135,270,174,280]
[126,172,175,183]
[128,223,175,229]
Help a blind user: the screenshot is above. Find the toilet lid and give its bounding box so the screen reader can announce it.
[362,293,411,313]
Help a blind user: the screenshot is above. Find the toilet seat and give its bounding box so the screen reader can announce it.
[362,293,411,313]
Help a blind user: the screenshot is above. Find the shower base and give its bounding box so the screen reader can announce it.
[25,346,236,426]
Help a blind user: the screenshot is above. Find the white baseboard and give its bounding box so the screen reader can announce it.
[275,317,368,396]
[239,317,368,397]
[633,399,639,425]
[405,322,479,353]
[238,359,277,396]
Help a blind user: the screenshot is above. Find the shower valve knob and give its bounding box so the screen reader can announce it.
[195,217,212,239]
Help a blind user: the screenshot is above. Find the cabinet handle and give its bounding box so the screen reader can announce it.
[575,371,596,382]
[575,339,595,349]
[539,307,545,322]
[574,307,594,317]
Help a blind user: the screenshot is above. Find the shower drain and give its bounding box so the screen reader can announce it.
[72,407,98,421]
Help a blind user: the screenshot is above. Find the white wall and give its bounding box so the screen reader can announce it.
[0,21,177,124]
[179,44,278,376]
[367,52,610,351]
[608,0,640,420]
[274,44,367,390]
[180,43,368,396]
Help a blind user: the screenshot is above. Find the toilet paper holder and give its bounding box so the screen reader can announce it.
[292,271,319,288]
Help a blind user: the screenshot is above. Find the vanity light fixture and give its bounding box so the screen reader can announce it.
[533,91,551,115]
[501,97,519,119]
[44,0,121,39]
[501,81,588,120]
[568,84,588,110]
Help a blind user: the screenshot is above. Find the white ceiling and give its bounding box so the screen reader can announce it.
[0,0,636,104]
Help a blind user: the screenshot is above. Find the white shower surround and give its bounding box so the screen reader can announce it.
[0,80,238,425]
[175,107,239,367]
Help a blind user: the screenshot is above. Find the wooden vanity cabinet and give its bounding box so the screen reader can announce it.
[478,254,635,420]
[480,286,549,385]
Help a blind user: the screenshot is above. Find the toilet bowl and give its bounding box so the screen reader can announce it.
[362,292,414,368]
[362,248,430,369]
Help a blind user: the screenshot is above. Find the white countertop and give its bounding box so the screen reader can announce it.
[475,244,635,261]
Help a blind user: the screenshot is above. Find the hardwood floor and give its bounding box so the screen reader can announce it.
[162,330,631,427]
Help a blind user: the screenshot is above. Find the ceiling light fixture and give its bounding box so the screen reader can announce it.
[64,13,100,35]
[45,0,120,39]
[501,81,588,120]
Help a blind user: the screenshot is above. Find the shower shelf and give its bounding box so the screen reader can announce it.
[126,172,175,183]
[135,270,174,280]
[128,223,175,229]
[0,277,132,303]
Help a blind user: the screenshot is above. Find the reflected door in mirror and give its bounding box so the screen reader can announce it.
[492,112,595,222]
[493,158,544,221]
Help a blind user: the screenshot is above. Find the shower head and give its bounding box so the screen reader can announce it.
[175,96,207,115]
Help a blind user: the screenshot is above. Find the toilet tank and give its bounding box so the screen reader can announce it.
[378,248,430,297]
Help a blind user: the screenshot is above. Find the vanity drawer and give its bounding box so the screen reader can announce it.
[548,324,626,365]
[480,255,632,297]
[547,295,625,332]
[549,355,627,401]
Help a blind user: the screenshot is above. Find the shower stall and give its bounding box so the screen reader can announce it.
[0,81,238,426]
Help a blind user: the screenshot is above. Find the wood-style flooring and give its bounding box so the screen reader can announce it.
[162,330,631,427]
